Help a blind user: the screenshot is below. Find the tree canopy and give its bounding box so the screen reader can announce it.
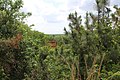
[0,0,120,80]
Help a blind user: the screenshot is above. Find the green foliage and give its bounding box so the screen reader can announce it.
[0,0,120,80]
[62,1,120,80]
[0,0,31,38]
[107,71,120,80]
[0,0,31,79]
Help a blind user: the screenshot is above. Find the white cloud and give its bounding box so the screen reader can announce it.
[22,0,70,34]
[22,0,120,34]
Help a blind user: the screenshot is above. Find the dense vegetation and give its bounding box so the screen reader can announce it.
[0,0,120,80]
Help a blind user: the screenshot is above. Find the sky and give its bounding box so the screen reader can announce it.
[22,0,120,34]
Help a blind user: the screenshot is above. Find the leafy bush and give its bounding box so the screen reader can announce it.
[107,71,120,80]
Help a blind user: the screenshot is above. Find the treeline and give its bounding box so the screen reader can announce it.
[0,0,120,80]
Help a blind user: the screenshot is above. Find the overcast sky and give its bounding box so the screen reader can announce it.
[22,0,120,34]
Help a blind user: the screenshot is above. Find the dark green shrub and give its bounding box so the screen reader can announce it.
[107,71,120,80]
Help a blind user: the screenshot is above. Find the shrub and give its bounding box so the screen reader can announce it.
[107,71,120,80]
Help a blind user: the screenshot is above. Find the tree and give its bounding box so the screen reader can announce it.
[0,0,31,79]
[62,0,120,80]
[0,0,31,39]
